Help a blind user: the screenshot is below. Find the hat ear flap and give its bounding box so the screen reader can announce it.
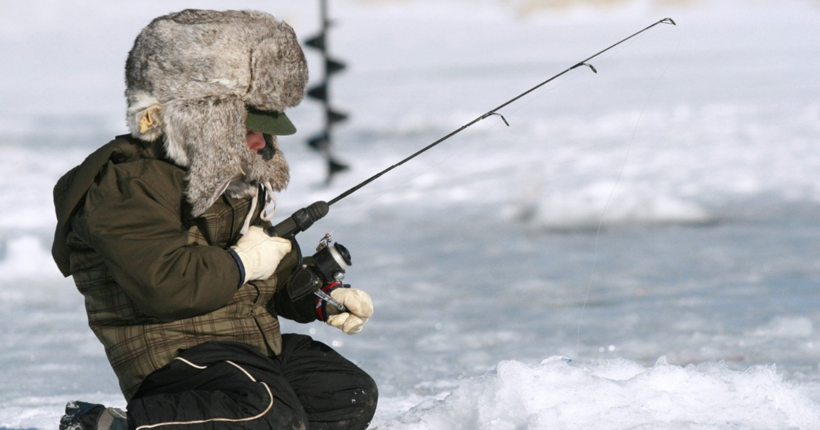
[163,96,246,216]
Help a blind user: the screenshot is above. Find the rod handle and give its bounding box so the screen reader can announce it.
[265,201,329,237]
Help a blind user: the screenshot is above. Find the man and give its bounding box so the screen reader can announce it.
[51,9,376,430]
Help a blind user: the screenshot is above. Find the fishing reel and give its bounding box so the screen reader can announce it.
[286,233,352,310]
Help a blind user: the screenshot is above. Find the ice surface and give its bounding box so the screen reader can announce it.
[1,0,819,428]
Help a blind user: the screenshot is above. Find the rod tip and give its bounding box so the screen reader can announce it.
[661,17,677,26]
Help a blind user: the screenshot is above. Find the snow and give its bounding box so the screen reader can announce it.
[2,0,820,428]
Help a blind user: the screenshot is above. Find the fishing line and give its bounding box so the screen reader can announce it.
[325,23,670,238]
[574,30,683,351]
[326,30,651,237]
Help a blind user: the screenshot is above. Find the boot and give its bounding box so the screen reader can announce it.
[59,401,128,430]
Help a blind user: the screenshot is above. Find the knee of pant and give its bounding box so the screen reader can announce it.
[350,374,379,430]
[322,373,379,430]
[264,403,308,430]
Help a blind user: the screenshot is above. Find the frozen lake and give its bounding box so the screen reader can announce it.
[1,0,819,428]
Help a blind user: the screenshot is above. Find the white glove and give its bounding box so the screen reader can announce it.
[230,226,292,283]
[325,287,374,335]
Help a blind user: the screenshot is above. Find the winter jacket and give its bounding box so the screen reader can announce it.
[52,134,317,400]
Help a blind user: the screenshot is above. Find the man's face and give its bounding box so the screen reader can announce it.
[246,129,277,161]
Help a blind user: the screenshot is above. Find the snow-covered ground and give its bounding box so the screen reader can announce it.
[1,0,819,428]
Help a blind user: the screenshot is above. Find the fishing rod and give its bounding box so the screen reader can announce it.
[268,17,677,304]
[268,17,676,238]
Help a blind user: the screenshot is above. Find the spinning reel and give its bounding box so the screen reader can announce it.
[286,233,351,311]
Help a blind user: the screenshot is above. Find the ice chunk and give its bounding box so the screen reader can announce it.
[371,357,820,430]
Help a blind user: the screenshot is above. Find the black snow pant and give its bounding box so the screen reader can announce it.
[126,335,378,430]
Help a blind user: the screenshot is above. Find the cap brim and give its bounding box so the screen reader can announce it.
[245,108,297,136]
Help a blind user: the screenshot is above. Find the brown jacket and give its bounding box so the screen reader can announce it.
[52,135,315,400]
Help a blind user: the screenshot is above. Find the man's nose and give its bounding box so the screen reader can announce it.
[247,132,266,152]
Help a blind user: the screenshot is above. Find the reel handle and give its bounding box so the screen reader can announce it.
[265,201,329,238]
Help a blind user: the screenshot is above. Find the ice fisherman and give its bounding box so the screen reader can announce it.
[51,9,377,430]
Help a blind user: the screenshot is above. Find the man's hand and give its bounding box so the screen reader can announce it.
[324,287,374,335]
[230,226,292,284]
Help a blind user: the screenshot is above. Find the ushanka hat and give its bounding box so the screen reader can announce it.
[124,9,308,216]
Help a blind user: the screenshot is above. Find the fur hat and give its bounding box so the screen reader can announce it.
[125,9,308,216]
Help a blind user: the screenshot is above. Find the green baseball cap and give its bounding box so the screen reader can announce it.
[245,106,297,136]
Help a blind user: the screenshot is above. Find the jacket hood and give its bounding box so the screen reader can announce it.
[52,136,163,276]
[124,9,306,216]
